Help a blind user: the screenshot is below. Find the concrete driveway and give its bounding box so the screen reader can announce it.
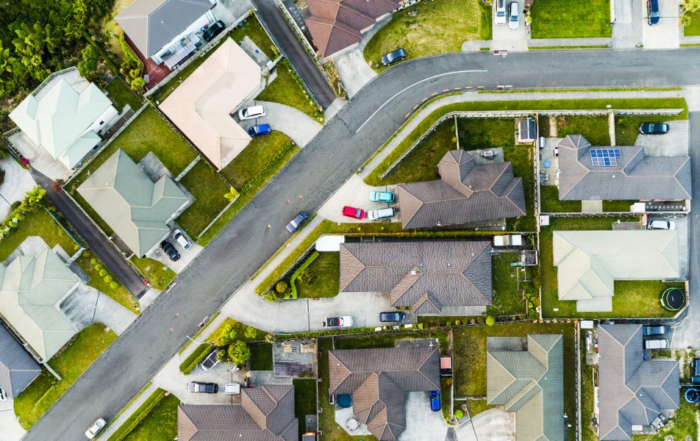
[7,132,70,181]
[613,0,643,48]
[59,284,136,335]
[318,175,398,223]
[0,157,36,220]
[335,49,378,98]
[453,408,515,441]
[399,392,449,441]
[491,0,528,52]
[635,120,688,156]
[0,398,24,441]
[641,0,680,49]
[160,359,247,405]
[238,101,323,147]
[148,229,203,274]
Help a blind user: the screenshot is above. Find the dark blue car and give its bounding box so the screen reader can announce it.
[647,0,659,25]
[381,48,407,66]
[430,391,441,411]
[248,124,271,137]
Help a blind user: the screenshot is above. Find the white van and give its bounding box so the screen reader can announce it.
[645,339,669,350]
[495,0,507,25]
[238,105,266,120]
[368,207,395,221]
[508,1,519,30]
[173,229,191,249]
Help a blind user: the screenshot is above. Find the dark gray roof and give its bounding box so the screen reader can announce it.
[598,325,679,440]
[557,135,692,201]
[398,150,526,229]
[339,241,492,311]
[0,325,41,398]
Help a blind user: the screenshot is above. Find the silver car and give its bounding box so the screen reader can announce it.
[508,1,519,30]
[495,0,507,25]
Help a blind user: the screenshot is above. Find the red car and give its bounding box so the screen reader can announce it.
[342,206,366,219]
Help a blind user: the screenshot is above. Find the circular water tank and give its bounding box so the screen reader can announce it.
[685,388,699,403]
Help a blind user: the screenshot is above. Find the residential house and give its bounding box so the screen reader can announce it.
[0,239,80,361]
[178,384,298,440]
[487,334,565,441]
[557,135,691,201]
[159,39,262,170]
[305,0,402,58]
[553,230,681,312]
[598,324,679,440]
[398,150,526,229]
[340,241,492,313]
[9,67,118,170]
[328,346,440,440]
[77,149,190,257]
[0,325,42,399]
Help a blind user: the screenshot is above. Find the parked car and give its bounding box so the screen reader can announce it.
[201,350,219,371]
[368,207,395,221]
[342,206,366,220]
[203,20,225,42]
[379,311,406,322]
[161,240,180,262]
[648,219,676,230]
[508,1,519,30]
[381,48,407,66]
[647,0,660,25]
[324,316,353,327]
[642,325,667,336]
[286,211,309,233]
[188,381,218,393]
[248,124,272,137]
[238,105,266,120]
[429,391,441,411]
[173,229,191,249]
[644,339,669,350]
[369,191,395,203]
[495,0,507,25]
[225,383,241,394]
[85,418,106,439]
[639,123,669,135]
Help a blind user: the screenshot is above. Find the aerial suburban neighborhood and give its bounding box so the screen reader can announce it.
[1,0,700,440]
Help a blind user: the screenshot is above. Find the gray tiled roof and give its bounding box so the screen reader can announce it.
[598,325,679,440]
[398,150,527,229]
[557,135,691,201]
[339,241,492,311]
[0,325,41,398]
[329,346,440,441]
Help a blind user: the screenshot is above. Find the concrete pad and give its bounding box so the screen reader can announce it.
[247,371,293,387]
[399,392,449,441]
[0,400,25,441]
[486,336,526,351]
[0,157,36,220]
[239,101,323,147]
[613,0,643,48]
[453,407,515,441]
[7,132,70,181]
[641,0,681,49]
[581,200,603,213]
[318,174,399,223]
[576,297,613,312]
[635,120,688,156]
[307,292,400,330]
[335,406,373,436]
[334,49,378,98]
[491,0,528,52]
[240,36,271,66]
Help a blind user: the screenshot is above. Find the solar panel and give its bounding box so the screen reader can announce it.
[590,149,620,167]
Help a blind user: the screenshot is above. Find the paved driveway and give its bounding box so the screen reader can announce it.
[641,0,680,49]
[148,229,203,274]
[453,408,515,441]
[335,49,378,98]
[491,0,528,52]
[400,392,449,441]
[613,0,643,48]
[635,120,688,156]
[238,101,323,147]
[0,157,35,220]
[0,398,24,441]
[60,284,136,335]
[318,175,398,223]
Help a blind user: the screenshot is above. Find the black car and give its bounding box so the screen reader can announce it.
[286,211,309,233]
[379,312,406,323]
[203,20,225,42]
[161,240,180,262]
[188,381,218,393]
[381,48,407,66]
[639,123,669,135]
[647,0,659,25]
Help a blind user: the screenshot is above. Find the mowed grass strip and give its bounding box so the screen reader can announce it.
[221,131,291,189]
[531,0,612,38]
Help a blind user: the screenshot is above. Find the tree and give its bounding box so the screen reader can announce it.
[244,326,257,339]
[485,316,495,326]
[682,0,700,26]
[130,77,145,93]
[0,41,17,98]
[77,44,100,81]
[227,340,251,365]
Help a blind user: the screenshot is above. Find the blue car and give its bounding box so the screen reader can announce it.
[370,191,395,203]
[248,124,271,137]
[429,391,441,411]
[647,0,659,25]
[286,211,309,233]
[381,48,407,66]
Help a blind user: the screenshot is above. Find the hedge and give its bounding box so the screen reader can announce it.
[288,251,319,299]
[107,388,167,441]
[179,344,213,374]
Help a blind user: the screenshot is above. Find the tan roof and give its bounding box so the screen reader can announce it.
[159,39,261,169]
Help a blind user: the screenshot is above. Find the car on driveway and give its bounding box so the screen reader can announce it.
[495,0,507,25]
[173,229,191,249]
[85,418,106,439]
[508,1,519,29]
[203,20,225,42]
[201,350,219,371]
[647,0,660,25]
[381,48,407,66]
[286,211,309,233]
[342,206,366,219]
[0,387,6,401]
[248,124,272,137]
[369,191,395,203]
[648,219,675,230]
[324,316,353,327]
[188,381,218,393]
[368,207,395,221]
[161,240,180,261]
[379,311,406,322]
[429,391,441,411]
[238,105,266,120]
[639,122,669,135]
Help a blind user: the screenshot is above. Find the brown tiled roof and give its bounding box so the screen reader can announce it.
[178,385,298,441]
[339,241,492,311]
[305,0,400,57]
[398,150,527,229]
[329,346,440,440]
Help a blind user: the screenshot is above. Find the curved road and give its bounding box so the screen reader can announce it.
[25,49,700,440]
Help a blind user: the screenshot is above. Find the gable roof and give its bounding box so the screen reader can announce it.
[487,334,565,441]
[598,325,679,440]
[553,230,680,303]
[159,39,261,170]
[305,0,400,57]
[557,135,692,201]
[116,0,213,58]
[178,385,298,441]
[398,150,527,229]
[9,69,114,169]
[0,325,41,399]
[339,241,492,311]
[77,149,189,256]
[0,239,79,360]
[329,346,440,441]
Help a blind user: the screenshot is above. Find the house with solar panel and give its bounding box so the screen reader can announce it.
[556,135,691,202]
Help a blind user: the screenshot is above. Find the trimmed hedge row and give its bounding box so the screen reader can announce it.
[179,344,213,374]
[107,388,167,441]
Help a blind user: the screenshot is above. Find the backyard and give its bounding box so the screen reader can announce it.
[295,252,340,298]
[106,77,143,112]
[249,343,273,370]
[634,397,699,440]
[540,185,582,213]
[13,324,117,429]
[363,0,490,70]
[488,252,527,317]
[292,379,317,439]
[530,0,611,39]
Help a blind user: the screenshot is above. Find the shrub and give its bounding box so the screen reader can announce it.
[244,326,257,339]
[90,258,96,265]
[99,269,107,277]
[455,409,464,419]
[486,316,495,326]
[275,281,288,294]
[228,341,251,365]
[110,282,118,289]
[103,275,113,283]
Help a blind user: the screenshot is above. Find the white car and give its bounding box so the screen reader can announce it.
[495,0,507,25]
[508,1,519,30]
[324,316,353,327]
[238,105,266,120]
[173,229,191,249]
[85,418,106,439]
[648,219,676,230]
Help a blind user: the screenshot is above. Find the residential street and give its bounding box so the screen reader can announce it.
[23,49,700,440]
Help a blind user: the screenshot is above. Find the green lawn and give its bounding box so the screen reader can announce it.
[122,393,180,441]
[453,322,576,439]
[555,115,610,146]
[602,200,637,212]
[176,160,231,236]
[488,253,526,317]
[465,400,494,418]
[531,0,611,38]
[684,10,700,36]
[295,252,340,298]
[249,343,273,370]
[634,396,699,440]
[293,379,317,440]
[130,256,176,290]
[540,185,582,213]
[363,0,490,70]
[255,61,323,122]
[615,114,687,146]
[14,324,117,429]
[221,131,291,189]
[106,78,143,112]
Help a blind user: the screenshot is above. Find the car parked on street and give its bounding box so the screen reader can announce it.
[324,316,353,327]
[639,122,669,135]
[342,206,366,219]
[238,105,266,121]
[647,0,660,25]
[381,48,407,66]
[368,207,395,221]
[85,418,106,439]
[161,240,180,261]
[188,381,218,393]
[203,20,225,42]
[495,0,507,25]
[173,229,191,249]
[369,191,395,203]
[508,1,519,30]
[248,124,271,137]
[286,211,309,233]
[430,391,441,411]
[648,219,676,230]
[379,312,406,322]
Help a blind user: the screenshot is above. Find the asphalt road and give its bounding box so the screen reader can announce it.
[24,49,700,440]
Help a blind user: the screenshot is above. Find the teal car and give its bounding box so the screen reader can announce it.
[369,191,395,203]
